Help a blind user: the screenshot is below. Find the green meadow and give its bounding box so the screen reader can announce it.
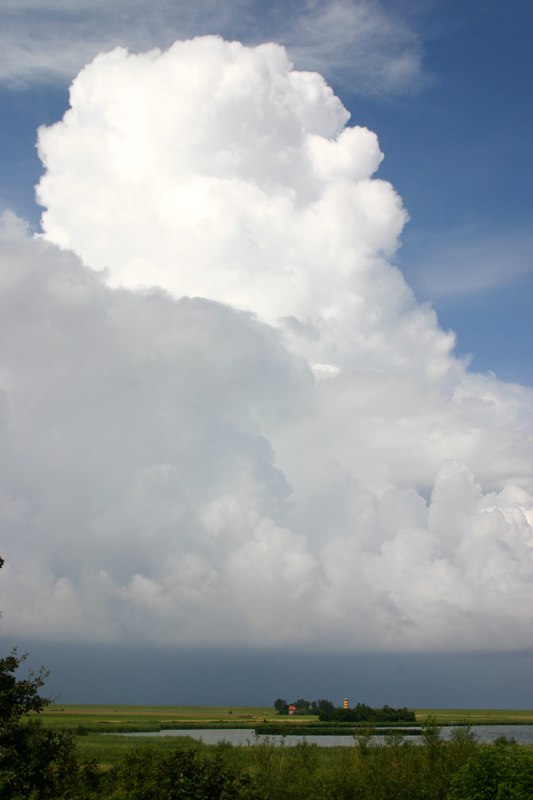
[38,705,279,733]
[32,704,533,768]
[10,705,533,798]
[37,704,533,736]
[414,708,533,725]
[35,721,533,799]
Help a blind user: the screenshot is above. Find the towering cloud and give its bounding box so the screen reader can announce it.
[1,37,532,651]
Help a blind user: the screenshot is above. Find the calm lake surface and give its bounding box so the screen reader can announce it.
[114,726,533,747]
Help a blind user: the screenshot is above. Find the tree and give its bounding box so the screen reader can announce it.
[0,649,51,725]
[317,699,334,715]
[273,698,289,715]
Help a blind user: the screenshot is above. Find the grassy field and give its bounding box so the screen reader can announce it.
[17,705,533,796]
[36,704,533,734]
[68,726,531,770]
[38,705,279,732]
[413,709,533,725]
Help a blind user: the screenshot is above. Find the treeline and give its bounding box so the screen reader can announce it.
[274,698,415,723]
[320,703,416,723]
[274,698,334,715]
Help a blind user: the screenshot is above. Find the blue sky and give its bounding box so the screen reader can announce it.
[0,0,531,383]
[351,1,532,383]
[0,1,532,706]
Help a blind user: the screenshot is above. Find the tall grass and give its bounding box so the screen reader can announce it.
[89,720,532,800]
[11,719,533,799]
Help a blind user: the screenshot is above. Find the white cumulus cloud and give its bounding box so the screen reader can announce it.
[0,37,532,652]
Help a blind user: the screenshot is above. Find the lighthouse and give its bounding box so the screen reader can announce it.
[343,698,349,709]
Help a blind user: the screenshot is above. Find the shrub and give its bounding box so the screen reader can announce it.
[448,742,533,800]
[105,746,246,800]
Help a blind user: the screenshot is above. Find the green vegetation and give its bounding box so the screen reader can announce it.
[104,746,246,800]
[274,698,416,723]
[414,708,533,725]
[72,726,533,800]
[34,704,533,734]
[74,733,202,767]
[320,703,416,724]
[448,738,533,799]
[255,724,423,736]
[37,705,277,734]
[274,698,334,716]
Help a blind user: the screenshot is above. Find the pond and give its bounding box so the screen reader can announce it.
[111,725,533,747]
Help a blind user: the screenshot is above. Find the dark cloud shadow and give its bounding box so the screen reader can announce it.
[5,639,532,709]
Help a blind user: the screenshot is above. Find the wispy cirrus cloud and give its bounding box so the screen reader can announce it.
[0,0,426,95]
[405,225,533,298]
[283,1,426,95]
[0,0,236,85]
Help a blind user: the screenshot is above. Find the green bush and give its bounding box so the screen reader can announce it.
[448,741,533,800]
[104,746,246,800]
[0,720,101,799]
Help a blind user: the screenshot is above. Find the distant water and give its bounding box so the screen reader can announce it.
[113,725,533,747]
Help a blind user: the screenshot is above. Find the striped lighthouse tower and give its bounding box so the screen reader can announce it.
[343,698,349,710]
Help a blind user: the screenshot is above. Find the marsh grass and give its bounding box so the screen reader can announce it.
[16,720,531,799]
[75,733,202,767]
[184,726,479,800]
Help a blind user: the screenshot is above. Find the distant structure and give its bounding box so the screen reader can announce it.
[344,698,349,709]
[288,705,297,715]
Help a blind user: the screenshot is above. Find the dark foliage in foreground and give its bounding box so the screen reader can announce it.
[0,647,100,799]
[103,747,247,800]
[448,737,533,800]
